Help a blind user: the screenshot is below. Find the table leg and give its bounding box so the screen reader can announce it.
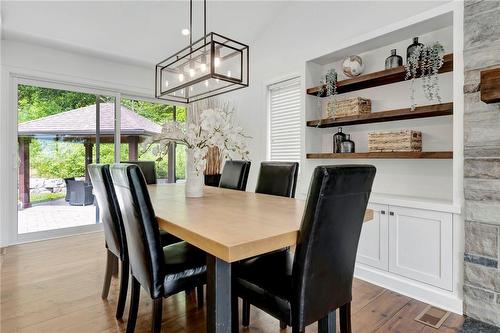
[318,310,336,333]
[206,254,237,333]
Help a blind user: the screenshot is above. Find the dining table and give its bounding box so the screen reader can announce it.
[149,183,374,333]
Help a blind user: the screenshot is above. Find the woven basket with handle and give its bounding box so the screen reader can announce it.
[322,96,371,119]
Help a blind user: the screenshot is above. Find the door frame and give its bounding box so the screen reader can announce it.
[10,76,122,244]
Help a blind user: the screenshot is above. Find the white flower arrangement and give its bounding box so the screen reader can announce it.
[147,103,250,176]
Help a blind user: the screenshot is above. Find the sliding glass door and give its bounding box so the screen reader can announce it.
[16,80,118,240]
[12,79,187,243]
[120,98,187,183]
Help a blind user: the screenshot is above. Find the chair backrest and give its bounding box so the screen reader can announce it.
[292,165,376,329]
[255,162,299,198]
[88,164,126,260]
[121,161,157,184]
[110,164,164,299]
[63,177,76,201]
[219,160,251,191]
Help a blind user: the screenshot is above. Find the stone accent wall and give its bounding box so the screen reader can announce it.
[463,0,500,327]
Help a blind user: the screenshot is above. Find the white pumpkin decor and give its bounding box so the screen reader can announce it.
[342,55,365,78]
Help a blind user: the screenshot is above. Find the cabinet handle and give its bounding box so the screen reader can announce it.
[380,210,386,215]
[389,212,395,216]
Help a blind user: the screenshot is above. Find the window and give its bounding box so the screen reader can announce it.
[121,98,187,182]
[268,77,301,162]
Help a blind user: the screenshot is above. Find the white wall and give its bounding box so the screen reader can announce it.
[1,39,153,96]
[227,1,452,198]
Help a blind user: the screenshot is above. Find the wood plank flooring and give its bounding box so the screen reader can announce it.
[0,232,464,332]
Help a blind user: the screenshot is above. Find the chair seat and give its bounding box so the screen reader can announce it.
[162,241,207,296]
[159,230,182,246]
[236,249,294,323]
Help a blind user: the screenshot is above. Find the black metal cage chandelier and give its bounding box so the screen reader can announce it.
[155,0,249,104]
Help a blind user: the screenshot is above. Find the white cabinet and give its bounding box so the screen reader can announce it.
[357,203,389,270]
[357,203,453,291]
[388,206,453,291]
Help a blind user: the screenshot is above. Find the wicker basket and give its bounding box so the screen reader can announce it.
[368,130,422,152]
[322,97,371,119]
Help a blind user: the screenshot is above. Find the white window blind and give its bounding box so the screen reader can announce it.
[269,78,301,162]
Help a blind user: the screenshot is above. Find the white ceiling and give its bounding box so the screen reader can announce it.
[1,1,287,67]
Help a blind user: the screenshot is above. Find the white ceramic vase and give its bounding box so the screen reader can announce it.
[185,149,204,198]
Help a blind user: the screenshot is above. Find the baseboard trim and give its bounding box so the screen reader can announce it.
[354,264,463,315]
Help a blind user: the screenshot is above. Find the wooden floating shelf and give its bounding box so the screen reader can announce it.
[480,68,500,103]
[307,53,453,97]
[306,102,453,128]
[306,151,453,159]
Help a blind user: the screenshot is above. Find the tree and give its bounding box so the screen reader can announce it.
[18,84,98,123]
[19,85,186,180]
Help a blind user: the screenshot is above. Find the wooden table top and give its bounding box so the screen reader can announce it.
[150,184,373,263]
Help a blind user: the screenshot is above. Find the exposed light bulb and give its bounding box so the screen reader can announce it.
[180,89,184,95]
[204,80,209,87]
[164,80,169,87]
[215,78,220,83]
[181,28,190,36]
[189,68,196,77]
[178,73,184,82]
[200,63,207,72]
[227,70,232,77]
[214,48,221,67]
[190,86,193,92]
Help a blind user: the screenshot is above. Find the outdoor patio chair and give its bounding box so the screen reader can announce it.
[63,177,75,201]
[67,180,94,206]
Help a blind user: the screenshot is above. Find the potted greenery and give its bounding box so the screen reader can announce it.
[405,41,445,110]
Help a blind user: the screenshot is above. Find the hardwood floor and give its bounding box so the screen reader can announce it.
[1,232,464,332]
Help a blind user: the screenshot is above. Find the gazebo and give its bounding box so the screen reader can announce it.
[17,103,162,208]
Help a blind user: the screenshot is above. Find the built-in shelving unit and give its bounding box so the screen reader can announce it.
[306,151,453,159]
[302,4,463,313]
[306,102,453,128]
[305,52,454,159]
[307,53,453,97]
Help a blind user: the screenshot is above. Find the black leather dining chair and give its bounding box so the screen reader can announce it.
[255,162,299,198]
[110,164,207,333]
[219,160,251,191]
[241,161,300,328]
[235,165,376,333]
[88,164,128,319]
[121,160,157,184]
[88,164,184,321]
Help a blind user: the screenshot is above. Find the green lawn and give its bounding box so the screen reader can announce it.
[30,192,66,203]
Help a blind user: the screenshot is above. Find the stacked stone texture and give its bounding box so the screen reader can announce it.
[463,0,500,327]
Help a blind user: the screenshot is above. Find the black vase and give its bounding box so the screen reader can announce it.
[385,49,403,69]
[407,37,424,63]
[340,134,355,153]
[333,127,346,153]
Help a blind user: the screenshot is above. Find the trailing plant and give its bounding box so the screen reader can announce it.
[318,68,338,97]
[405,41,445,110]
[317,68,338,127]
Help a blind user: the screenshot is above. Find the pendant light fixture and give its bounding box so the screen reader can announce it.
[155,0,249,103]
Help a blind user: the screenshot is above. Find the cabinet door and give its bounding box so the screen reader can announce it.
[388,206,453,290]
[356,203,389,271]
